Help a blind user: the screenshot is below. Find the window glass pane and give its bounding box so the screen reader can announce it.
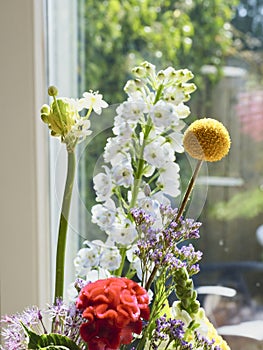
[48,1,263,347]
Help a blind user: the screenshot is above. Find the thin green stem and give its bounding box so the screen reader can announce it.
[54,150,76,302]
[175,159,203,222]
[53,95,64,134]
[114,247,127,276]
[129,122,152,209]
[153,84,164,104]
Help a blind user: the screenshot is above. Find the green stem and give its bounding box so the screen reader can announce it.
[114,247,127,276]
[129,122,152,209]
[53,95,64,134]
[175,159,203,222]
[54,150,76,302]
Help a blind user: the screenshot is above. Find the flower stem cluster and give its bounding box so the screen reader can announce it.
[41,87,108,151]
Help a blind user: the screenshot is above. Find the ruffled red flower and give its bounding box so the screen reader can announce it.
[76,277,150,350]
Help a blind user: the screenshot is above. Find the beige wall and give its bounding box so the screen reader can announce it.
[0,0,50,315]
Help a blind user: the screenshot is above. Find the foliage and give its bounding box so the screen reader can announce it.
[79,0,238,103]
[232,0,263,52]
[22,324,81,350]
[78,0,238,214]
[211,187,263,221]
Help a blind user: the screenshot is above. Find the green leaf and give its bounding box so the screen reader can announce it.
[21,324,81,350]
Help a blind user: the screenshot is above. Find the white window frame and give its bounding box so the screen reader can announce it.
[0,0,50,315]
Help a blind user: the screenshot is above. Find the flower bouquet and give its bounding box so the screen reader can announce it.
[1,61,231,350]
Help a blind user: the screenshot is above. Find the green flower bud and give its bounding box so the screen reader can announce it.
[41,114,49,123]
[157,70,165,81]
[132,66,146,78]
[48,85,58,97]
[48,98,76,136]
[41,104,50,114]
[183,83,196,94]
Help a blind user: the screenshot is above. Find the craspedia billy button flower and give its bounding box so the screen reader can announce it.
[183,118,231,162]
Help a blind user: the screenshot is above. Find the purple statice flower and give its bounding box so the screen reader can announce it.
[175,244,203,276]
[159,204,178,224]
[151,315,191,349]
[194,331,216,349]
[1,306,43,350]
[181,218,202,240]
[130,207,156,236]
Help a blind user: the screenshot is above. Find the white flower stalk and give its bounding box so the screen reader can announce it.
[74,61,197,281]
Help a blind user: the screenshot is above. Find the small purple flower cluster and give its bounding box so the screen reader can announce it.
[1,299,85,350]
[151,315,222,350]
[0,306,42,350]
[47,298,84,345]
[131,205,202,277]
[150,315,190,350]
[194,332,220,350]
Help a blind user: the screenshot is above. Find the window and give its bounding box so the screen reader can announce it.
[46,1,263,348]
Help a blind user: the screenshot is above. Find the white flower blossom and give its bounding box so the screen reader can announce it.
[166,131,184,153]
[99,247,122,270]
[152,191,171,206]
[93,166,113,202]
[111,159,134,188]
[104,137,129,164]
[172,301,193,326]
[112,120,134,141]
[157,66,178,85]
[144,138,175,168]
[138,196,160,216]
[91,200,116,230]
[157,162,181,197]
[86,267,111,282]
[163,86,186,105]
[74,246,100,276]
[150,100,179,128]
[116,100,147,121]
[108,217,137,245]
[67,119,92,143]
[126,244,142,280]
[79,91,108,115]
[174,102,190,119]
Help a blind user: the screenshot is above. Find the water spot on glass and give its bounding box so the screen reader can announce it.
[219,239,224,246]
[256,282,261,288]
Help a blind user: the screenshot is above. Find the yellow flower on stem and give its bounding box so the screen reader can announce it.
[174,118,231,222]
[183,118,231,162]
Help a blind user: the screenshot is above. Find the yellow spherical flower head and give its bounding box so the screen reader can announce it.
[183,118,231,162]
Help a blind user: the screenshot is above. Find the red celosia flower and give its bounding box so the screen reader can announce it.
[76,277,150,350]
